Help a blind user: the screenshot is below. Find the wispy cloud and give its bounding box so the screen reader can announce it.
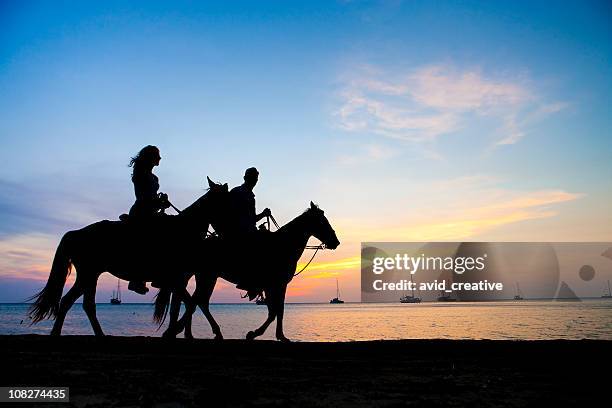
[335,63,566,148]
[336,186,583,242]
[336,143,398,165]
[0,233,56,281]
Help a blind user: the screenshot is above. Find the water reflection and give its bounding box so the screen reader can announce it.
[1,301,610,341]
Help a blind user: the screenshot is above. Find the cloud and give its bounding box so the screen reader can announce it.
[409,65,530,110]
[320,172,584,244]
[0,233,57,281]
[335,64,566,147]
[336,143,398,165]
[0,178,130,238]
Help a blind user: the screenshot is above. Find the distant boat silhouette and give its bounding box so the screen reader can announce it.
[437,291,456,302]
[400,275,421,303]
[602,280,612,299]
[110,279,122,305]
[514,282,524,301]
[330,278,344,304]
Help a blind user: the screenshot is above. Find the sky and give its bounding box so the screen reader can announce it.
[0,0,611,303]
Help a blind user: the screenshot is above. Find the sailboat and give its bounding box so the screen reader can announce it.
[437,290,456,302]
[602,280,612,299]
[330,278,344,304]
[514,282,524,300]
[400,275,421,303]
[110,279,122,305]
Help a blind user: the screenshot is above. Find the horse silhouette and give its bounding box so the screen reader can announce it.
[28,178,229,336]
[157,201,340,342]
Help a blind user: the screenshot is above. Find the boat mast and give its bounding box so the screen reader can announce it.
[117,279,121,301]
[336,278,340,299]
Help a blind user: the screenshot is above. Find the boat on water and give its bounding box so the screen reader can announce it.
[110,279,122,305]
[602,280,612,299]
[330,278,344,304]
[400,294,421,303]
[514,282,524,300]
[400,275,421,303]
[437,291,456,302]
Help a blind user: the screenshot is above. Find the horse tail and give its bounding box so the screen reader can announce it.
[27,231,75,323]
[153,288,171,327]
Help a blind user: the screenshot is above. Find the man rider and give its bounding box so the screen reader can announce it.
[229,167,271,235]
[230,167,271,301]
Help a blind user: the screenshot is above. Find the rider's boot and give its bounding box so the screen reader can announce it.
[128,281,149,295]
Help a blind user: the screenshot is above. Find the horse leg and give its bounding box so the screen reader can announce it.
[246,289,277,341]
[82,277,104,337]
[176,289,197,338]
[177,282,195,340]
[183,312,194,339]
[275,285,290,343]
[50,280,84,336]
[162,290,184,338]
[195,276,223,340]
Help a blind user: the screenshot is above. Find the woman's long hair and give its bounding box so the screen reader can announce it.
[129,145,159,178]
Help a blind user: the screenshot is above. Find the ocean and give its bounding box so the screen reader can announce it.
[1,300,611,341]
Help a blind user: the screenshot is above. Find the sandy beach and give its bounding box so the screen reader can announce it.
[2,335,609,407]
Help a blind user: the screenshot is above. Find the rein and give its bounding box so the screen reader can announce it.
[294,244,325,277]
[266,214,325,277]
[166,198,182,214]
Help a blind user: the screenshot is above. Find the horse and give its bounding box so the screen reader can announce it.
[28,177,229,336]
[157,201,340,342]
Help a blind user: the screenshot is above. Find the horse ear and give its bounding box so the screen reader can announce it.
[223,183,228,192]
[207,176,214,187]
[310,201,316,209]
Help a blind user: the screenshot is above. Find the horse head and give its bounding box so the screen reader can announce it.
[303,201,340,250]
[180,177,230,233]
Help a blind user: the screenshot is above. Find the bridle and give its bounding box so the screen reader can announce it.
[265,213,326,277]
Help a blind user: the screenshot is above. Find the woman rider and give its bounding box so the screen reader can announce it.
[127,145,170,294]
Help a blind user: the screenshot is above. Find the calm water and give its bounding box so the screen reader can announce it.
[1,301,611,341]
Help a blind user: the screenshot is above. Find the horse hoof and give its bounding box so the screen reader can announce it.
[214,334,224,341]
[184,333,194,340]
[246,331,256,341]
[162,331,176,339]
[277,336,291,343]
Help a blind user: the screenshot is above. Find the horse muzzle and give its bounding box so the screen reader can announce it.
[326,238,340,250]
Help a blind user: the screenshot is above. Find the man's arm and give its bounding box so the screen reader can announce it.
[255,208,271,222]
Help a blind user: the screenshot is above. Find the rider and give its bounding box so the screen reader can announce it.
[229,167,271,236]
[229,167,271,301]
[127,145,171,294]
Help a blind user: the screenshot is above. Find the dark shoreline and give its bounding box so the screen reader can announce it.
[3,335,610,407]
[1,297,610,305]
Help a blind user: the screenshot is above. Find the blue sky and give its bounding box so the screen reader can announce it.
[0,0,611,302]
